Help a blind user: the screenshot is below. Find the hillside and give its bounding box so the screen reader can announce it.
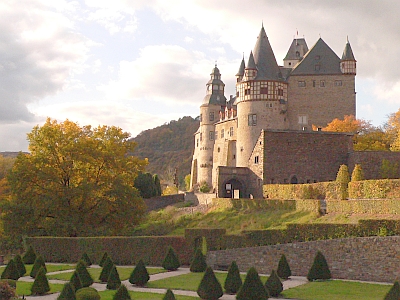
[131,116,199,185]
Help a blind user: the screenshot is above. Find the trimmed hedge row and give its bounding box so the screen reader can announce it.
[263,182,342,200]
[349,179,400,199]
[24,236,191,265]
[212,198,296,211]
[327,199,400,214]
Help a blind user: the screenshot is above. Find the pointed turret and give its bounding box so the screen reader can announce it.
[340,38,356,75]
[244,51,257,80]
[236,56,246,82]
[203,64,226,105]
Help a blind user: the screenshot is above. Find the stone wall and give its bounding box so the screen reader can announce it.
[207,236,400,283]
[349,151,400,179]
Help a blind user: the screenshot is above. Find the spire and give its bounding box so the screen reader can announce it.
[236,56,246,76]
[247,51,256,69]
[341,38,356,61]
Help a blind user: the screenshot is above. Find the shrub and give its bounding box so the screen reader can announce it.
[30,255,46,278]
[307,251,332,281]
[0,279,16,288]
[197,266,223,300]
[107,265,121,290]
[113,284,131,300]
[199,181,211,193]
[162,246,181,271]
[75,260,93,288]
[163,289,176,300]
[277,254,291,280]
[31,267,50,295]
[75,287,100,300]
[58,282,76,300]
[0,281,16,300]
[23,245,37,264]
[265,270,283,297]
[1,259,20,280]
[236,267,268,300]
[70,271,83,291]
[129,259,149,286]
[99,256,114,283]
[336,164,350,200]
[351,164,364,181]
[99,252,109,267]
[224,261,242,294]
[14,254,26,277]
[190,248,207,273]
[80,252,92,267]
[384,281,400,300]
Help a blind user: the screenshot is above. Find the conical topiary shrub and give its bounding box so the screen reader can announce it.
[113,284,131,300]
[14,254,26,277]
[30,255,47,278]
[129,259,149,286]
[99,252,109,267]
[224,261,242,294]
[57,282,76,300]
[236,267,269,300]
[75,287,100,300]
[1,259,20,280]
[163,289,176,300]
[162,246,181,271]
[384,281,400,300]
[336,164,350,200]
[23,245,37,264]
[31,267,50,295]
[265,270,283,297]
[75,260,93,287]
[107,265,121,290]
[351,164,364,181]
[190,248,207,273]
[80,252,92,267]
[307,251,331,281]
[70,271,83,291]
[99,256,114,283]
[197,266,223,300]
[277,254,291,280]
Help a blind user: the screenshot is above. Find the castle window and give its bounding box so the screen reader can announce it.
[233,154,236,159]
[298,115,307,124]
[209,112,214,121]
[196,139,199,147]
[218,147,220,153]
[278,88,283,96]
[248,114,257,126]
[229,127,234,136]
[213,85,218,90]
[221,129,224,138]
[296,51,300,57]
[298,81,306,87]
[215,131,218,140]
[335,80,342,86]
[260,87,268,94]
[236,91,239,97]
[320,80,325,87]
[254,156,259,164]
[200,133,203,141]
[209,131,214,141]
[245,88,250,95]
[313,80,316,87]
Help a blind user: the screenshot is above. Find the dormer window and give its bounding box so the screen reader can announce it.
[296,51,300,58]
[213,85,218,90]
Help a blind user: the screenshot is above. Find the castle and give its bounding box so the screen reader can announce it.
[190,25,400,198]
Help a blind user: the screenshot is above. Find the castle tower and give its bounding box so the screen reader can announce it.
[283,37,309,68]
[235,26,288,167]
[340,38,356,75]
[190,64,226,189]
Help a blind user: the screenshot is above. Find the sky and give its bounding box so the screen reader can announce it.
[1,0,400,152]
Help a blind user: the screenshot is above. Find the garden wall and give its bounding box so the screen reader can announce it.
[207,236,400,283]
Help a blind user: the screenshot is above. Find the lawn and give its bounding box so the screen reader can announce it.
[16,281,64,296]
[99,289,198,299]
[281,280,392,300]
[0,263,76,277]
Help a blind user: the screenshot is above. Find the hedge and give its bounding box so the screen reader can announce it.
[349,179,400,199]
[263,182,341,200]
[212,198,296,210]
[327,199,400,214]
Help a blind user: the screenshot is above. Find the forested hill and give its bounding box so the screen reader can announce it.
[131,116,199,183]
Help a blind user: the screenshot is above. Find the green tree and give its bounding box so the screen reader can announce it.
[99,256,114,283]
[236,267,268,300]
[13,254,26,277]
[134,172,157,198]
[384,281,400,300]
[197,266,223,300]
[58,282,76,300]
[153,174,162,196]
[184,174,191,191]
[264,270,283,297]
[70,271,83,291]
[351,164,364,181]
[163,289,176,300]
[31,267,50,295]
[22,245,37,264]
[162,246,181,271]
[106,265,121,290]
[336,164,350,200]
[224,261,242,294]
[75,260,93,287]
[307,251,332,281]
[1,259,20,280]
[4,118,147,238]
[80,252,92,267]
[129,259,149,286]
[190,248,207,273]
[99,252,109,267]
[113,284,131,300]
[277,254,291,280]
[30,255,46,278]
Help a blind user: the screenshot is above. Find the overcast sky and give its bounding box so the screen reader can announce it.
[1,0,400,151]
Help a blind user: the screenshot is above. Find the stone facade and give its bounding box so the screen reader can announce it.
[207,236,400,283]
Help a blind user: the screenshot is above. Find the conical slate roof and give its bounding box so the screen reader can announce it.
[252,26,281,80]
[236,57,246,76]
[290,38,341,75]
[202,65,227,106]
[284,38,308,61]
[341,39,356,61]
[247,51,257,69]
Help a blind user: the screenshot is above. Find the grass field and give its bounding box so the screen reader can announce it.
[0,263,76,276]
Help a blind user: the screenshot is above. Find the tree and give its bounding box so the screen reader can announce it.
[236,267,268,300]
[106,265,121,290]
[277,254,291,280]
[153,174,162,196]
[1,259,20,280]
[336,165,350,200]
[22,245,37,264]
[184,174,191,191]
[30,255,46,278]
[58,282,76,300]
[70,271,83,291]
[113,284,131,300]
[162,246,181,271]
[99,252,109,267]
[31,267,50,295]
[351,164,364,181]
[80,252,92,267]
[197,266,223,300]
[264,270,283,297]
[190,248,207,273]
[4,118,147,237]
[0,155,14,202]
[134,172,157,198]
[387,109,400,151]
[13,254,26,277]
[384,281,400,300]
[75,260,93,288]
[224,261,242,294]
[307,251,331,281]
[163,289,176,300]
[99,256,114,283]
[129,259,149,286]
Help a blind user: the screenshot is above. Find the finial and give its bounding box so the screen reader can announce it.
[215,60,217,67]
[262,20,264,28]
[347,35,349,43]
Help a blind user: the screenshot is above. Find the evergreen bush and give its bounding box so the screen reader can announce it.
[1,259,20,280]
[190,248,207,272]
[75,287,100,300]
[162,246,181,271]
[163,289,176,300]
[0,281,16,300]
[58,282,76,300]
[75,260,93,287]
[99,256,114,282]
[23,245,37,264]
[70,271,83,291]
[384,281,400,300]
[106,265,121,290]
[129,259,149,286]
[80,252,92,267]
[264,270,283,297]
[113,284,131,300]
[31,267,50,295]
[0,279,16,288]
[224,261,242,294]
[197,266,223,300]
[30,255,46,278]
[14,254,26,277]
[99,252,109,267]
[236,267,268,300]
[336,164,350,200]
[276,254,291,280]
[351,164,364,181]
[307,251,332,281]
